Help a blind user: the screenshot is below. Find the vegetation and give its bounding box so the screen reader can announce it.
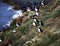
[0,0,60,46]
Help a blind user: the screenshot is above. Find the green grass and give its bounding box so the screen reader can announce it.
[35,32,60,46]
[0,0,60,46]
[15,19,33,35]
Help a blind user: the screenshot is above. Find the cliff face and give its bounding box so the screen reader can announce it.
[0,0,60,46]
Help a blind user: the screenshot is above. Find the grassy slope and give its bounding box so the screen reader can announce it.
[0,0,60,46]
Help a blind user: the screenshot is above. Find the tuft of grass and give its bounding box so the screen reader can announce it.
[10,19,16,29]
[33,31,60,46]
[15,19,33,35]
[52,6,60,17]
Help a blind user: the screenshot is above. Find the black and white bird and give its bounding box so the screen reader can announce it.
[12,29,16,33]
[40,20,44,26]
[16,23,20,27]
[31,15,37,19]
[27,7,31,12]
[41,1,44,6]
[31,5,35,11]
[33,18,39,23]
[35,7,38,12]
[8,44,12,46]
[38,27,43,33]
[33,21,37,26]
[35,12,39,16]
[33,18,37,22]
[39,20,44,26]
[0,38,2,43]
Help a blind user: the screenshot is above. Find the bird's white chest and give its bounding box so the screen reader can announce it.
[33,19,36,22]
[8,44,12,46]
[35,8,38,12]
[12,30,16,33]
[33,22,36,26]
[41,2,44,6]
[36,12,39,16]
[0,39,2,43]
[16,23,19,27]
[38,28,41,32]
[27,9,31,12]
